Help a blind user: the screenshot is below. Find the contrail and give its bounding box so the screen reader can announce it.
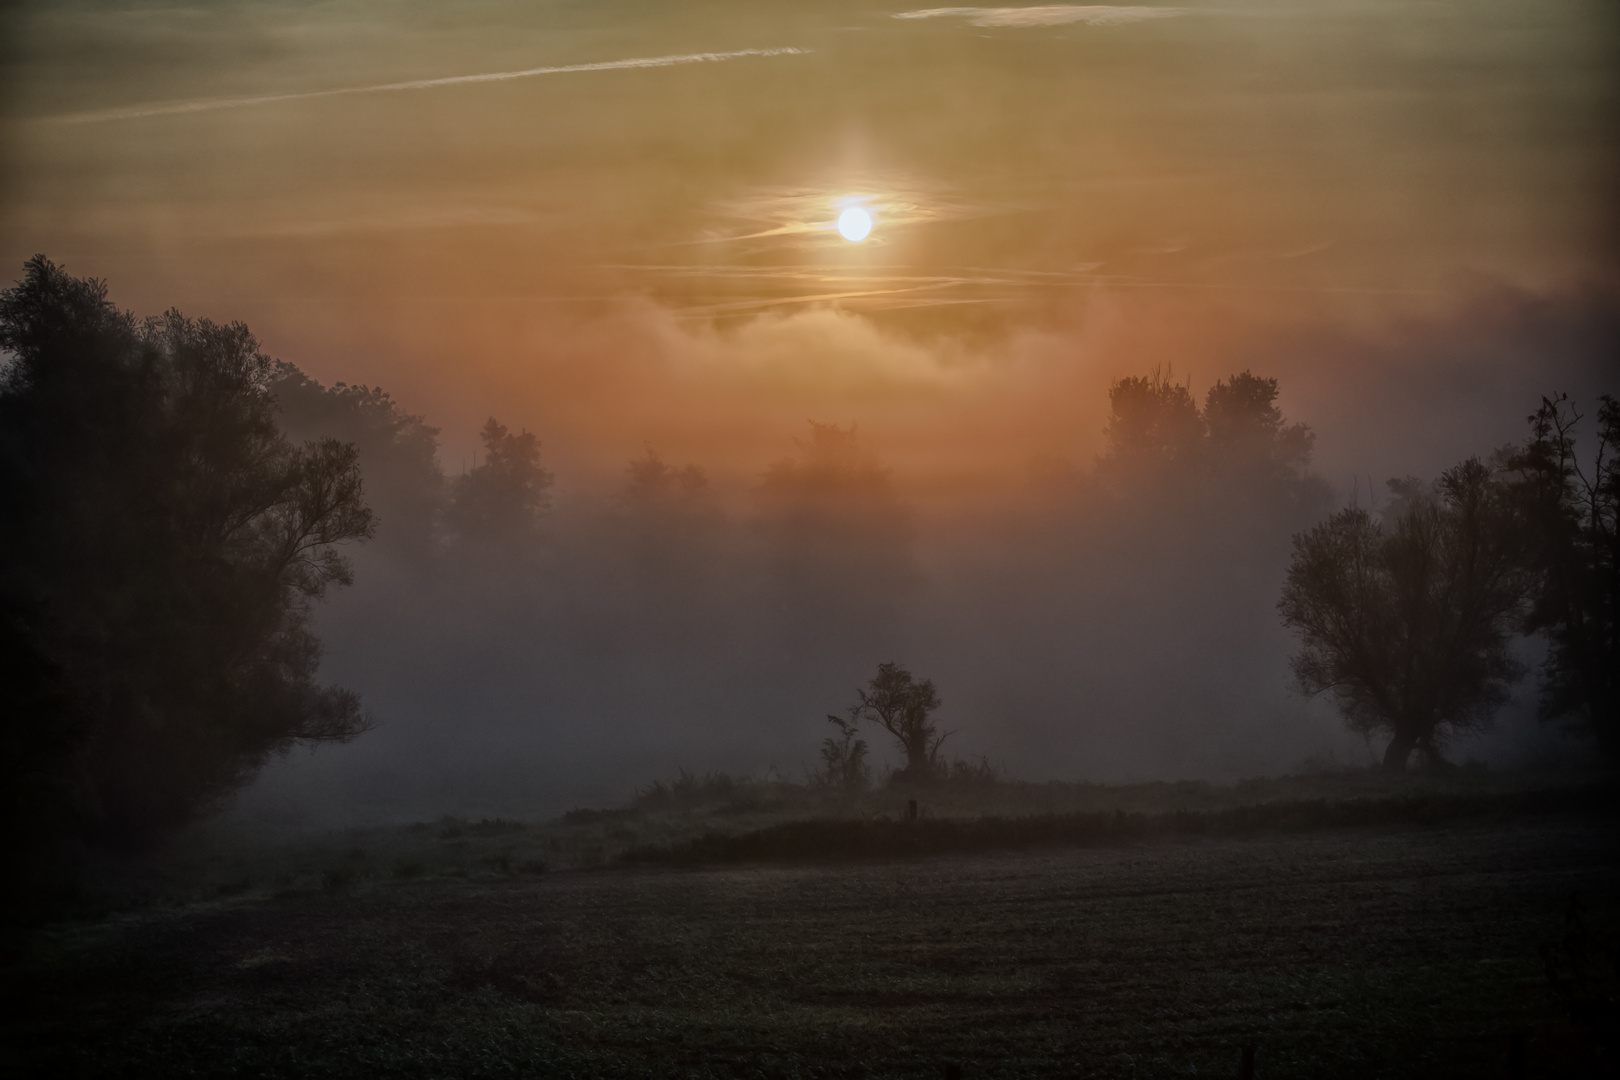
[893,7,1186,28]
[50,47,811,125]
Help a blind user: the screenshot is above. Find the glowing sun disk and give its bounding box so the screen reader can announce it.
[837,207,872,242]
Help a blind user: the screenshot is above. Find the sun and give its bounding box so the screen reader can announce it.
[837,206,873,242]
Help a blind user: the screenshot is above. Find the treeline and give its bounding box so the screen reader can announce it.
[0,259,1333,874]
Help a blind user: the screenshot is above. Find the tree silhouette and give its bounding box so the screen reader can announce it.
[446,417,552,554]
[1090,368,1326,532]
[0,257,374,851]
[847,662,946,780]
[625,445,708,507]
[1204,371,1316,489]
[1502,394,1620,757]
[757,423,916,642]
[1278,460,1527,770]
[618,447,713,583]
[1098,370,1204,483]
[270,363,442,561]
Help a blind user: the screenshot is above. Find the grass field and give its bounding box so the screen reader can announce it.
[4,777,1617,1078]
[44,767,1611,906]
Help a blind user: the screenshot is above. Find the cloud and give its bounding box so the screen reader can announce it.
[47,47,812,125]
[681,178,982,251]
[894,6,1187,28]
[612,262,1104,317]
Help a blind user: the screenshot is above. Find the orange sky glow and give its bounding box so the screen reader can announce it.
[3,0,1615,497]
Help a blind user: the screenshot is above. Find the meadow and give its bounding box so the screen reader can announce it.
[4,772,1615,1079]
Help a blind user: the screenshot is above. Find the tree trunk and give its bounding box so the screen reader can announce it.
[1382,730,1417,772]
[1418,738,1455,773]
[904,735,932,780]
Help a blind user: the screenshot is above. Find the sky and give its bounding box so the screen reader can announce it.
[4,0,1615,487]
[3,1,1618,815]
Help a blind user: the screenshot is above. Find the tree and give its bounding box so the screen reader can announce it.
[446,417,552,553]
[269,363,442,561]
[1204,371,1317,491]
[846,662,946,780]
[1502,394,1620,756]
[1097,370,1204,483]
[1277,460,1528,770]
[1094,369,1323,510]
[757,422,916,637]
[619,448,713,573]
[625,445,708,508]
[0,257,375,851]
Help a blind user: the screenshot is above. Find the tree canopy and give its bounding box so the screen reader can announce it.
[1501,394,1620,756]
[270,363,441,560]
[1098,369,1317,502]
[1278,460,1528,769]
[1100,371,1205,479]
[612,447,717,598]
[757,423,916,640]
[446,417,552,556]
[845,662,946,780]
[0,256,374,854]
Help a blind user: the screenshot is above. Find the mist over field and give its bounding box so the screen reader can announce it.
[3,0,1617,825]
[242,288,1617,825]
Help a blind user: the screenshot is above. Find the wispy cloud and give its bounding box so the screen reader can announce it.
[47,48,811,125]
[607,258,1434,321]
[610,262,1108,317]
[690,180,985,249]
[894,6,1186,28]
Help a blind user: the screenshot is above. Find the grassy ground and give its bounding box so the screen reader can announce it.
[3,774,1617,1078]
[43,767,1610,912]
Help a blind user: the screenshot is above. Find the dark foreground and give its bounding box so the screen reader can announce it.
[5,816,1616,1079]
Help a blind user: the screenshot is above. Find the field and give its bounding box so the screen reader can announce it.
[3,780,1617,1078]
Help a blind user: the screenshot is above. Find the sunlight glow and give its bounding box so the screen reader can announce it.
[837,206,873,242]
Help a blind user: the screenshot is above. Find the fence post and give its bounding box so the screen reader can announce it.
[1240,1043,1255,1080]
[1509,1032,1526,1080]
[908,799,918,821]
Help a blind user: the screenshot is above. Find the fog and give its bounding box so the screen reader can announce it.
[2,0,1616,823]
[235,291,1617,826]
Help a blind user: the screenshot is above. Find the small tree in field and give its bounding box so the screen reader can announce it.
[848,662,947,781]
[1278,459,1528,770]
